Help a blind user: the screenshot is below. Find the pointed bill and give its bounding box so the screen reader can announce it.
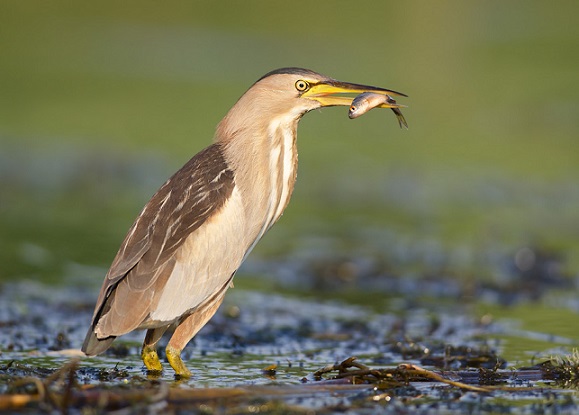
[302,80,407,108]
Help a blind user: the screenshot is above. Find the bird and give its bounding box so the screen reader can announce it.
[81,67,407,377]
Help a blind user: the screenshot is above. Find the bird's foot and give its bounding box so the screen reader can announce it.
[166,344,192,378]
[141,345,163,373]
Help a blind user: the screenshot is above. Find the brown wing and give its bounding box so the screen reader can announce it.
[88,143,235,333]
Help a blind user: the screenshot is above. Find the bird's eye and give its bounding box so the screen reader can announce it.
[295,80,310,92]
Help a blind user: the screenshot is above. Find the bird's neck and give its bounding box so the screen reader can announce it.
[216,114,300,240]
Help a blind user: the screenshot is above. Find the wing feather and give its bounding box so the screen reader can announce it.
[88,143,235,335]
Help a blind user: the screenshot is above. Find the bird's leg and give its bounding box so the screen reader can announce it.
[166,295,226,378]
[141,326,168,372]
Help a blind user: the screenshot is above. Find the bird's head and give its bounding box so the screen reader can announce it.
[216,67,406,141]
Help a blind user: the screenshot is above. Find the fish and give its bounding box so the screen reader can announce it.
[349,92,408,129]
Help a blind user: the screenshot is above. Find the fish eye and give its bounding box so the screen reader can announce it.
[295,80,310,92]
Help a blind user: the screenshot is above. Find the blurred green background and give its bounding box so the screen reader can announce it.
[1,1,578,284]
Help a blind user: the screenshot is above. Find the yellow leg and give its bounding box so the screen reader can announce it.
[141,345,163,372]
[141,326,168,373]
[166,293,227,378]
[166,344,192,378]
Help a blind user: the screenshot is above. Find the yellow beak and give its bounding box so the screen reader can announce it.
[302,80,407,108]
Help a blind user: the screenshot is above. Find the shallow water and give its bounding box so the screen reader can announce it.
[2,262,579,413]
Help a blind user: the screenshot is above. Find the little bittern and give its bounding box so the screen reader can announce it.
[82,67,407,377]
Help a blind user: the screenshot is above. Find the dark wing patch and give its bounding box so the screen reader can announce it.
[89,143,235,328]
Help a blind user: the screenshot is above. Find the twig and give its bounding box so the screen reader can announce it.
[397,364,492,393]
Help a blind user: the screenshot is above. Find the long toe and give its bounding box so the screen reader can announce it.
[166,345,192,378]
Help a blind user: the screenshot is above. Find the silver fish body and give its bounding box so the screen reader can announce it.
[348,92,408,128]
[348,92,387,119]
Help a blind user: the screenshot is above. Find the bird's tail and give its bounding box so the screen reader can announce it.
[81,327,116,356]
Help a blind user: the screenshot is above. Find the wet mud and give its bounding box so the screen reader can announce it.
[1,248,578,414]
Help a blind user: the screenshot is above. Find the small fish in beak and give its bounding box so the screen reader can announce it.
[349,92,408,129]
